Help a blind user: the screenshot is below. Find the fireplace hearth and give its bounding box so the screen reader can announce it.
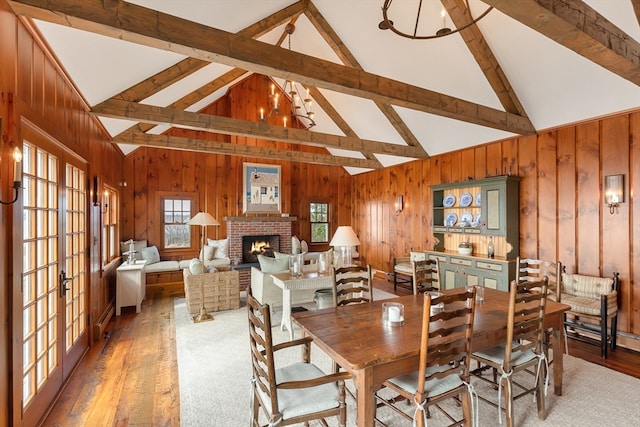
[242,234,280,264]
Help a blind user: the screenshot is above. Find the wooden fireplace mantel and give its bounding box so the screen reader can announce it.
[223,216,297,222]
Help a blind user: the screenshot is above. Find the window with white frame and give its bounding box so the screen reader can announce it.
[161,197,193,249]
[310,202,329,243]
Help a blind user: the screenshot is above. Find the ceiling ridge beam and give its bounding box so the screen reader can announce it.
[484,0,640,86]
[113,132,380,169]
[92,99,427,158]
[8,0,535,135]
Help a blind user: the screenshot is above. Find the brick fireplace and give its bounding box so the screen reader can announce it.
[225,216,296,290]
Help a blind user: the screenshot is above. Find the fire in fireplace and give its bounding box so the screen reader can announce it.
[242,234,281,264]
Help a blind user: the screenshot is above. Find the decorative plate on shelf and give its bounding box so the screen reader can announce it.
[445,213,458,226]
[443,194,456,208]
[459,192,473,207]
[460,212,473,224]
[474,213,481,226]
[475,192,481,206]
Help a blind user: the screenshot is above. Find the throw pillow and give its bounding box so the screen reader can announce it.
[207,238,229,258]
[258,254,289,273]
[140,246,160,265]
[189,258,204,275]
[291,236,301,254]
[199,245,216,261]
[120,239,147,255]
[274,251,290,259]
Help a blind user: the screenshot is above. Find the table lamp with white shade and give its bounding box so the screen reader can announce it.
[329,226,361,267]
[187,211,220,323]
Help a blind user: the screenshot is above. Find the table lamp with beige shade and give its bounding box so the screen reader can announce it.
[329,226,361,267]
[187,211,220,323]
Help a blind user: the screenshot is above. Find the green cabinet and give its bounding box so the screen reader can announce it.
[429,176,520,291]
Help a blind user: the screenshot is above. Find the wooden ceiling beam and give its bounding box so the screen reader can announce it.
[112,132,380,169]
[8,0,535,135]
[92,99,427,158]
[442,0,529,117]
[304,0,427,155]
[484,0,640,86]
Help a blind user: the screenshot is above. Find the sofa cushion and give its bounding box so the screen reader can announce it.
[140,246,161,265]
[178,257,230,270]
[258,254,289,273]
[207,238,229,258]
[120,239,147,255]
[144,260,180,273]
[189,258,204,275]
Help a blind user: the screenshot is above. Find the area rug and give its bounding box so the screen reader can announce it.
[175,290,640,426]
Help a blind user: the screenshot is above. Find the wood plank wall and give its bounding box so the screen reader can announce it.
[121,74,353,258]
[1,3,125,425]
[352,112,639,339]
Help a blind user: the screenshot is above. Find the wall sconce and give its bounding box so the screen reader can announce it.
[1,147,22,205]
[604,174,624,214]
[92,175,100,207]
[395,195,404,213]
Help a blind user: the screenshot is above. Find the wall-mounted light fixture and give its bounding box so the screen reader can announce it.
[395,195,404,213]
[1,146,23,205]
[604,174,624,214]
[92,175,100,207]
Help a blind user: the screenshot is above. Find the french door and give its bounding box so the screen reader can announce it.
[14,126,89,426]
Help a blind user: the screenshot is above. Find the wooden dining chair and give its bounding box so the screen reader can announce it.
[471,277,549,425]
[412,258,440,295]
[376,288,478,427]
[516,257,566,356]
[247,289,350,427]
[332,265,373,306]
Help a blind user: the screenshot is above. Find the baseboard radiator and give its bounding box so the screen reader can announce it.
[94,303,115,339]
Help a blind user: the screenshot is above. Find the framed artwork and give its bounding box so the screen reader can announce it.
[243,162,281,214]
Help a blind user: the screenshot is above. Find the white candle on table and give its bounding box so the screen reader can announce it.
[388,306,401,322]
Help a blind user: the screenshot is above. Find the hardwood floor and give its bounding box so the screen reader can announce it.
[42,278,640,426]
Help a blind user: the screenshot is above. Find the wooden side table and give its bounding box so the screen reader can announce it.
[116,260,147,315]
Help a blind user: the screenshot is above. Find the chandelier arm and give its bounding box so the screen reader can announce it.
[381,0,493,40]
[413,0,424,39]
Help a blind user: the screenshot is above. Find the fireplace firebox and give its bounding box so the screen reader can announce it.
[242,234,281,264]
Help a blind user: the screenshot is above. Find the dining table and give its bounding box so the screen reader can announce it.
[292,287,571,427]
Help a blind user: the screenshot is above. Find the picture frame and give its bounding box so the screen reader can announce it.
[243,162,281,214]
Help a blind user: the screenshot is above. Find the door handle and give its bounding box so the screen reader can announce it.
[59,271,72,297]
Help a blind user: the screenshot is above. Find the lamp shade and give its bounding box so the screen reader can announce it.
[329,226,361,247]
[187,212,220,227]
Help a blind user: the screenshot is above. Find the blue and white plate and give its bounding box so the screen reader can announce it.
[445,213,457,226]
[459,192,473,207]
[460,212,473,224]
[443,194,456,208]
[442,194,456,208]
[475,192,481,206]
[474,213,481,226]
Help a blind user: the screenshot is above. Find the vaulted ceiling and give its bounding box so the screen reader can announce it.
[8,0,640,174]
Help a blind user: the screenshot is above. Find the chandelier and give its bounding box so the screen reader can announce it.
[260,23,316,129]
[379,0,493,40]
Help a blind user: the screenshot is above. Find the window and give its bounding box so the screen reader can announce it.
[310,202,329,243]
[102,185,119,267]
[162,197,193,249]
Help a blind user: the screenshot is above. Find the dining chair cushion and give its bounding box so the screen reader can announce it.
[394,264,413,275]
[386,364,464,399]
[255,362,341,419]
[562,273,614,300]
[473,343,538,366]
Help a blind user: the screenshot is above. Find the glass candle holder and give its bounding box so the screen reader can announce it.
[382,302,404,326]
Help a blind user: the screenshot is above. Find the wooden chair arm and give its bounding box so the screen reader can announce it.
[273,336,313,353]
[277,371,352,389]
